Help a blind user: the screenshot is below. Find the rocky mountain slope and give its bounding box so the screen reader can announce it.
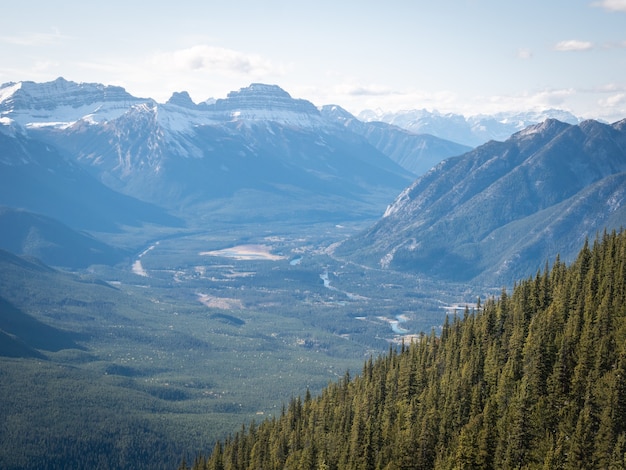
[335,118,626,286]
[0,124,181,233]
[321,105,471,175]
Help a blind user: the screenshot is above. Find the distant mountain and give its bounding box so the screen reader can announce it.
[335,118,626,286]
[0,77,146,127]
[321,105,472,176]
[0,207,129,268]
[1,79,414,224]
[358,108,583,147]
[0,123,182,232]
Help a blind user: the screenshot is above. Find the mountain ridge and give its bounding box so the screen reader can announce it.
[359,107,583,147]
[335,118,626,285]
[1,78,417,224]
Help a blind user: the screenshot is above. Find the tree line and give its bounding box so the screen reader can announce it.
[181,229,626,469]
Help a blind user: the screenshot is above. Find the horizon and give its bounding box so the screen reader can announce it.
[1,1,626,122]
[0,76,617,124]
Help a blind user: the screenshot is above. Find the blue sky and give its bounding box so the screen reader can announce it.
[2,0,626,121]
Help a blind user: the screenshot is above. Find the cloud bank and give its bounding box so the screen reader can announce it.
[554,40,594,51]
[151,45,280,76]
[592,0,626,12]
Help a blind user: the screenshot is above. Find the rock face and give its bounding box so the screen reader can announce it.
[335,119,626,286]
[0,77,145,126]
[212,83,324,126]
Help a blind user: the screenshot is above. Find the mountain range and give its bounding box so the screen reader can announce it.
[2,78,456,226]
[335,118,626,286]
[1,77,624,286]
[359,107,583,147]
[1,78,626,469]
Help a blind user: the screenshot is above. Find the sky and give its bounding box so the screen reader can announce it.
[1,0,626,122]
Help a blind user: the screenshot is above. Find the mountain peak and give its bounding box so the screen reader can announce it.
[514,118,571,140]
[165,91,197,109]
[227,83,292,100]
[213,83,324,127]
[0,77,146,127]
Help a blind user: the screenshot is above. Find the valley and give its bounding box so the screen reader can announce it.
[103,220,475,346]
[1,78,624,469]
[0,220,479,469]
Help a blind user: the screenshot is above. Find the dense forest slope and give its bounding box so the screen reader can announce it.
[187,229,626,469]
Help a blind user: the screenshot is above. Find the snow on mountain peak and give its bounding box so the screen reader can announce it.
[1,79,329,130]
[0,81,22,105]
[0,77,148,128]
[212,83,326,128]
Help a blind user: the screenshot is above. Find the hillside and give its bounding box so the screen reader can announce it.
[335,118,626,286]
[192,229,626,470]
[0,126,182,232]
[0,207,129,268]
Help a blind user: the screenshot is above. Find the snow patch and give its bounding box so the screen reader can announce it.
[0,82,22,103]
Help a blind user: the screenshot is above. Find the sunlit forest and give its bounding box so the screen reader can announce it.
[184,230,626,470]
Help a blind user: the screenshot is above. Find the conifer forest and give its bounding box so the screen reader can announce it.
[184,230,626,470]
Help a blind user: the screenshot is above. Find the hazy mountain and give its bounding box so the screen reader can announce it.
[0,207,129,268]
[358,107,583,147]
[0,79,415,223]
[321,105,472,175]
[335,118,626,286]
[0,123,182,232]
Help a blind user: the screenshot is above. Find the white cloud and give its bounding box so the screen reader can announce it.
[599,92,626,107]
[517,48,533,59]
[591,0,626,12]
[528,88,576,107]
[334,83,398,97]
[595,83,626,93]
[554,40,594,51]
[150,45,281,77]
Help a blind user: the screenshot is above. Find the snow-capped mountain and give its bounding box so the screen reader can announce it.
[0,77,148,128]
[335,118,626,286]
[0,79,327,132]
[358,108,583,147]
[0,77,624,283]
[321,105,471,175]
[0,78,414,225]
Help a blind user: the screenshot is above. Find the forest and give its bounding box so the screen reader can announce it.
[183,229,626,469]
